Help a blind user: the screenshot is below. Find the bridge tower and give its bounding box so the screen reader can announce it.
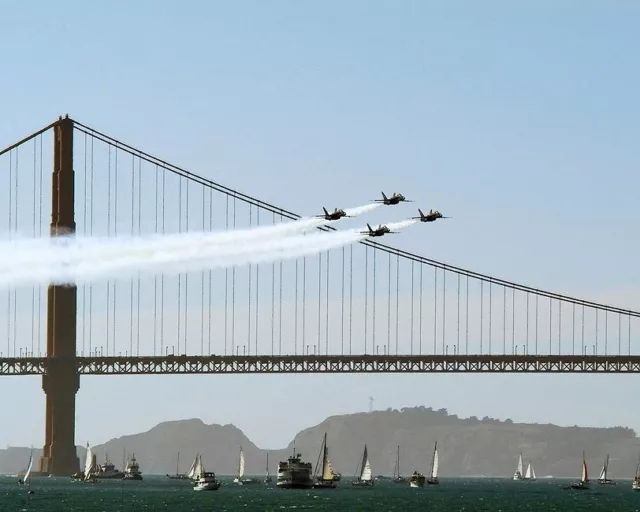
[38,116,80,476]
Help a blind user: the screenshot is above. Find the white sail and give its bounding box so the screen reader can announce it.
[193,454,204,480]
[598,464,606,481]
[517,453,523,475]
[361,447,373,481]
[531,466,536,479]
[84,443,94,481]
[24,451,34,484]
[187,454,198,479]
[431,446,439,479]
[525,462,532,479]
[239,448,246,478]
[599,454,609,480]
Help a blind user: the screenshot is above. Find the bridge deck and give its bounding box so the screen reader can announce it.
[2,355,640,375]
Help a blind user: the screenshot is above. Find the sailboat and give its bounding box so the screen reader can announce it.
[264,453,272,483]
[233,446,260,484]
[426,442,440,485]
[632,459,640,490]
[22,450,35,495]
[392,445,407,484]
[523,461,536,481]
[513,453,524,480]
[192,454,221,491]
[312,432,338,489]
[568,451,590,490]
[597,454,616,485]
[83,443,97,483]
[352,444,374,487]
[166,452,189,480]
[186,454,199,481]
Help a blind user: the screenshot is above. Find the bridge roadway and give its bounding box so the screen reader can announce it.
[2,354,640,375]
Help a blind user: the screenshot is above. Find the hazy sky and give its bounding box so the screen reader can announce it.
[1,0,639,451]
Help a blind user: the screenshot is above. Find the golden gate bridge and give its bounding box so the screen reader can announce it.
[0,116,638,475]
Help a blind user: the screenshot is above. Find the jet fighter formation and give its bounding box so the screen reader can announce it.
[317,192,449,238]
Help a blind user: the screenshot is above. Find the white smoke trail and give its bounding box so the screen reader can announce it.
[0,218,417,288]
[344,203,381,217]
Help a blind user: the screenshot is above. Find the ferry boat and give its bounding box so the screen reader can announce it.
[95,455,125,479]
[351,445,374,487]
[312,433,338,489]
[409,471,426,488]
[123,454,143,480]
[233,446,260,485]
[597,454,616,485]
[192,454,221,491]
[277,443,313,489]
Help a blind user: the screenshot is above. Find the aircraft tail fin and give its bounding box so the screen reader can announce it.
[323,207,328,215]
[367,223,373,232]
[418,208,425,218]
[381,191,387,200]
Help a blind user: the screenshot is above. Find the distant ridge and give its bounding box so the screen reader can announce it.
[1,407,637,478]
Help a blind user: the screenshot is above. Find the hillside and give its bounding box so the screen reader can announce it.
[1,407,638,477]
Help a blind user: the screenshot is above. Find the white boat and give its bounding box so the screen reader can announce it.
[233,446,260,484]
[427,442,439,485]
[632,459,640,490]
[568,451,590,490]
[313,432,338,489]
[351,445,374,487]
[513,453,524,481]
[192,454,220,491]
[524,461,536,481]
[597,454,616,485]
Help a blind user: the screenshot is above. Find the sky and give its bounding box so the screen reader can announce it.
[1,0,639,451]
